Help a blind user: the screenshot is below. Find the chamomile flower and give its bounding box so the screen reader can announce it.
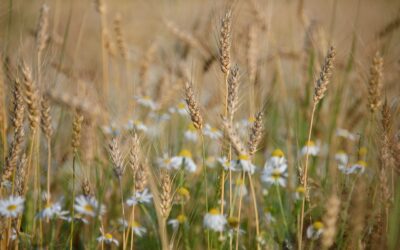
[74,195,105,217]
[232,154,256,174]
[175,187,190,203]
[168,214,187,231]
[0,196,25,218]
[261,164,288,187]
[264,149,287,169]
[102,123,120,137]
[301,140,320,156]
[126,188,153,206]
[358,147,368,159]
[336,128,357,141]
[126,119,148,133]
[306,221,324,239]
[170,149,197,173]
[118,218,147,237]
[157,154,173,170]
[136,95,158,110]
[335,150,349,166]
[184,124,198,142]
[97,229,119,246]
[129,221,147,237]
[203,208,227,232]
[217,157,236,171]
[234,178,248,197]
[204,124,223,140]
[36,199,69,220]
[348,160,367,174]
[293,186,306,201]
[264,210,276,225]
[169,102,188,116]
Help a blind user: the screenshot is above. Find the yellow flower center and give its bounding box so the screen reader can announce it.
[358,147,367,156]
[143,96,151,100]
[188,124,196,131]
[337,150,346,155]
[313,221,324,230]
[45,203,52,209]
[296,186,305,193]
[211,127,218,132]
[163,158,171,164]
[356,160,367,167]
[131,221,140,228]
[248,117,256,123]
[177,187,190,197]
[177,214,187,223]
[271,149,284,157]
[105,233,113,239]
[238,154,249,161]
[228,217,239,227]
[179,149,192,158]
[209,208,220,215]
[7,204,17,211]
[134,120,142,126]
[177,102,186,109]
[235,178,244,185]
[305,140,315,147]
[272,169,282,179]
[84,204,94,212]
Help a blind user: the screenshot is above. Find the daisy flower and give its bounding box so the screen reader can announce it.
[97,229,119,246]
[203,208,227,232]
[264,149,287,169]
[36,199,69,220]
[306,221,324,239]
[170,149,197,173]
[157,154,173,170]
[125,221,147,237]
[358,147,368,159]
[136,95,158,110]
[184,124,198,142]
[293,186,306,201]
[261,164,288,187]
[203,124,222,140]
[217,157,236,171]
[232,154,256,174]
[168,214,187,231]
[169,102,188,116]
[301,140,320,156]
[175,187,190,203]
[264,210,276,225]
[336,128,357,141]
[234,178,248,197]
[126,119,148,133]
[102,123,120,137]
[74,195,105,217]
[0,196,24,218]
[348,160,367,174]
[126,188,153,206]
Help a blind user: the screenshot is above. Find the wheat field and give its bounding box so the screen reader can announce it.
[0,0,399,249]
